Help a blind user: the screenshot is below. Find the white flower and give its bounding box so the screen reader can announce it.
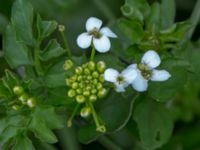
[77,17,117,53]
[131,50,171,92]
[104,65,137,92]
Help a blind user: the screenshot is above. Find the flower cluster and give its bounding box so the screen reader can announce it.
[12,86,37,110]
[104,50,171,92]
[65,61,107,132]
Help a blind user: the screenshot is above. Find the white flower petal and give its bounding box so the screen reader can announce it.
[151,69,171,81]
[141,50,161,69]
[86,17,102,31]
[115,84,126,93]
[100,27,117,38]
[132,71,148,92]
[121,65,137,84]
[104,68,119,83]
[77,33,92,49]
[93,35,111,53]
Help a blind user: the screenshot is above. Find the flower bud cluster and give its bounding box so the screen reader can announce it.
[66,61,107,105]
[12,86,37,110]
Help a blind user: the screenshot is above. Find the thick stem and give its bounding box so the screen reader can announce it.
[90,45,96,61]
[98,136,122,150]
[186,0,200,39]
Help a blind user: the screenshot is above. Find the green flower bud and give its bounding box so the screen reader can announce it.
[89,95,97,102]
[19,94,28,104]
[63,59,73,70]
[96,125,106,133]
[93,79,98,85]
[99,74,105,83]
[72,82,78,89]
[88,61,95,71]
[79,82,84,88]
[69,75,77,83]
[27,97,36,108]
[87,75,92,80]
[77,75,83,81]
[92,71,99,78]
[96,83,103,90]
[68,89,76,97]
[80,107,91,118]
[86,86,92,91]
[84,68,90,75]
[91,89,97,94]
[76,95,85,103]
[65,78,71,86]
[75,67,83,74]
[98,88,107,98]
[12,105,20,111]
[76,88,83,94]
[58,25,65,32]
[83,91,90,96]
[97,61,106,73]
[13,86,24,95]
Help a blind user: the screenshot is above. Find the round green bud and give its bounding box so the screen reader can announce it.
[84,68,90,75]
[76,88,83,94]
[72,82,78,89]
[76,95,85,103]
[97,61,106,73]
[87,75,92,80]
[99,74,105,83]
[79,82,84,88]
[19,94,28,104]
[13,86,24,95]
[77,75,83,81]
[58,25,65,32]
[91,89,97,94]
[83,91,90,96]
[96,125,106,133]
[63,59,73,70]
[12,105,20,111]
[75,67,83,75]
[65,78,71,86]
[88,61,96,71]
[96,83,103,90]
[68,89,76,97]
[27,97,36,108]
[92,71,99,78]
[86,85,92,91]
[80,107,91,118]
[82,63,88,68]
[93,79,98,85]
[69,75,77,83]
[98,88,107,98]
[89,95,97,102]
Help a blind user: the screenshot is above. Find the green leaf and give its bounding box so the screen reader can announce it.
[118,19,144,44]
[33,106,63,129]
[11,0,35,45]
[148,58,188,101]
[161,0,175,29]
[40,39,65,61]
[0,79,11,99]
[37,14,58,39]
[0,13,8,34]
[121,0,150,22]
[29,117,58,144]
[146,2,161,31]
[0,126,19,145]
[133,99,173,150]
[13,134,35,150]
[78,92,137,144]
[3,25,33,68]
[43,59,66,88]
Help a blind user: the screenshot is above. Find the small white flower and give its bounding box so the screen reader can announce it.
[131,50,171,92]
[77,17,117,53]
[104,65,137,92]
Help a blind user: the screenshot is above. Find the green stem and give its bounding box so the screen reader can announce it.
[60,31,72,58]
[98,136,122,150]
[90,45,96,61]
[187,0,200,39]
[56,126,81,150]
[88,101,100,127]
[67,104,80,127]
[34,41,43,76]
